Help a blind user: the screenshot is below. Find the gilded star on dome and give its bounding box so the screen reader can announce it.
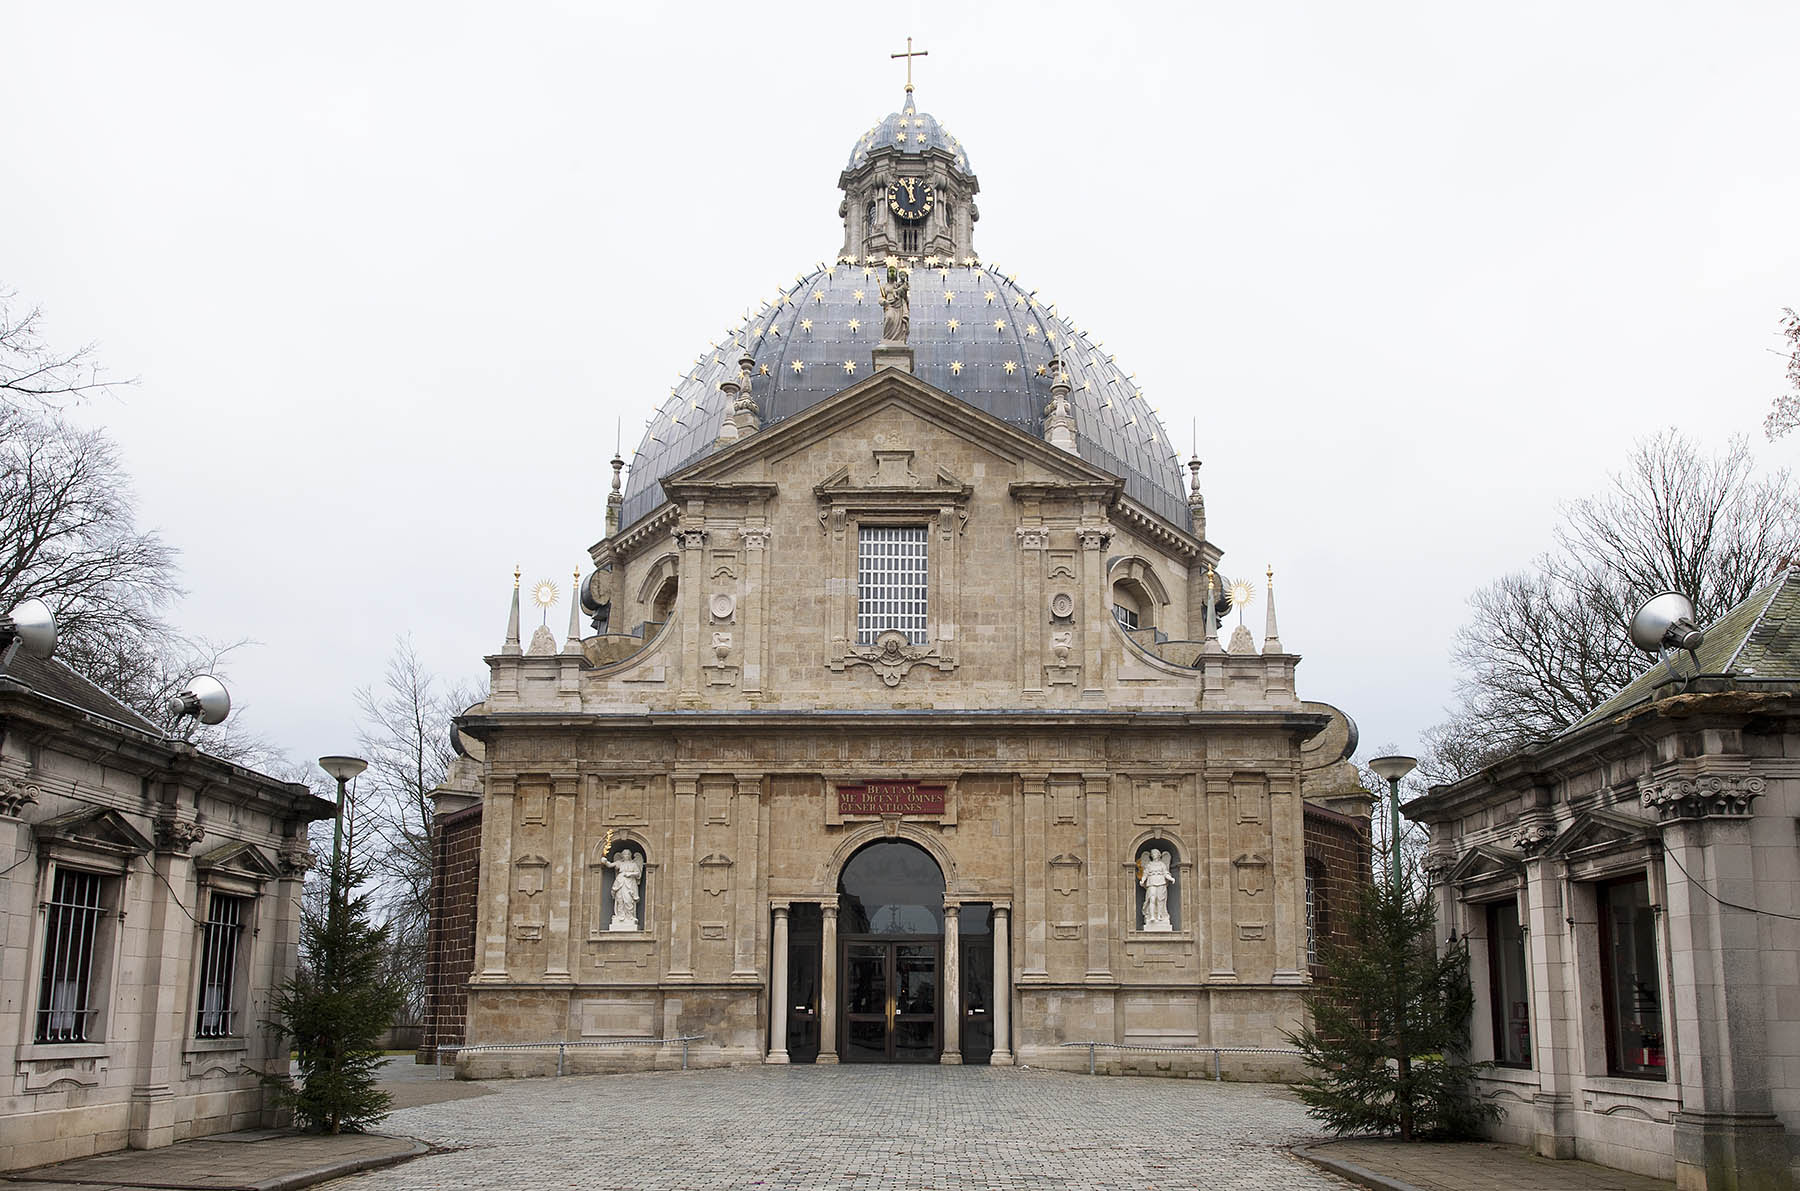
[848,318,861,332]
[962,256,977,267]
[812,290,824,302]
[944,292,955,303]
[898,117,909,127]
[993,318,1006,331]
[949,360,964,374]
[843,360,856,374]
[884,255,899,267]
[801,318,813,331]
[1058,372,1071,384]
[1036,364,1048,376]
[983,291,996,303]
[947,318,960,332]
[792,360,805,373]
[1046,330,1057,342]
[759,364,769,375]
[1024,325,1037,337]
[924,255,939,267]
[853,290,865,303]
[1003,361,1018,374]
[1014,295,1026,307]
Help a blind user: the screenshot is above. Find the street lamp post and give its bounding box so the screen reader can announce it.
[1368,754,1418,891]
[317,756,368,917]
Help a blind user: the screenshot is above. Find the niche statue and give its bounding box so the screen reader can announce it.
[879,265,910,344]
[601,847,645,931]
[1139,848,1176,932]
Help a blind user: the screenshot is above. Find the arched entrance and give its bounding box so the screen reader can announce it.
[838,839,944,1063]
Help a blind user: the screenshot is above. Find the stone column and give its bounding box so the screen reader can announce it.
[766,903,790,1064]
[476,779,516,980]
[1078,526,1110,697]
[674,525,706,700]
[1658,795,1790,1190]
[1021,776,1049,978]
[818,900,840,1064]
[940,903,962,1064]
[544,775,578,981]
[1270,776,1304,984]
[991,905,1014,1065]
[667,775,698,980]
[1083,772,1113,983]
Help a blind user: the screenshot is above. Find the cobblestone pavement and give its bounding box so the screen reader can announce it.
[319,1066,1351,1191]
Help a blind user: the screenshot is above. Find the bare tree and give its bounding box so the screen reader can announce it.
[1430,431,1800,781]
[354,638,483,1017]
[0,290,130,407]
[1767,307,1799,441]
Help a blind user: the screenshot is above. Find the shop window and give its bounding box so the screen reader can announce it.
[1486,900,1531,1068]
[1598,875,1665,1079]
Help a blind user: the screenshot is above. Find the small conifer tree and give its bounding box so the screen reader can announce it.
[1284,875,1497,1140]
[266,855,405,1133]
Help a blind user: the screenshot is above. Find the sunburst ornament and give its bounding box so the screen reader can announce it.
[1228,578,1256,627]
[531,578,559,624]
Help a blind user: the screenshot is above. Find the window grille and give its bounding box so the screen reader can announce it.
[1113,604,1139,630]
[1304,865,1318,964]
[857,526,928,645]
[196,892,246,1037]
[36,868,105,1043]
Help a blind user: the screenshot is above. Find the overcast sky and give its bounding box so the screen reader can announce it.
[4,1,1796,776]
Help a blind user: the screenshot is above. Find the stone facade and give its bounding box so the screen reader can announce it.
[0,652,333,1171]
[428,82,1372,1084]
[1404,569,1800,1190]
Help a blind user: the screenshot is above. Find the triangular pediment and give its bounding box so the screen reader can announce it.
[663,368,1124,496]
[1543,808,1654,861]
[33,806,153,857]
[192,839,281,880]
[1447,843,1524,886]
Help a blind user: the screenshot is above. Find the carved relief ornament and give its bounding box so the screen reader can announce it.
[1639,774,1765,822]
[1513,820,1555,855]
[0,774,41,818]
[833,629,945,688]
[154,815,207,854]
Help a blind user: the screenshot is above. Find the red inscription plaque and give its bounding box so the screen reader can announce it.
[837,781,947,816]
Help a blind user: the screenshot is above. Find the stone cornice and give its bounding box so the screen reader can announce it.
[456,706,1331,740]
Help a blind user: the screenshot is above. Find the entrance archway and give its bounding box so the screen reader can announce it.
[838,839,944,1063]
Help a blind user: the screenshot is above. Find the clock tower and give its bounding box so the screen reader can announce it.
[838,87,979,262]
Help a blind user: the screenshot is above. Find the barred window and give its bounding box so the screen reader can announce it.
[36,867,106,1043]
[196,892,246,1038]
[1305,862,1320,964]
[857,526,928,644]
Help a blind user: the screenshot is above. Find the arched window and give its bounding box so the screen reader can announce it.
[1112,581,1148,630]
[599,839,648,932]
[650,576,678,626]
[1135,841,1180,931]
[838,839,944,935]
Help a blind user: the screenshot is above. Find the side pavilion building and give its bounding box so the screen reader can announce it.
[1405,568,1800,1190]
[423,81,1373,1077]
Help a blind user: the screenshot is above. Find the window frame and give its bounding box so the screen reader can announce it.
[194,888,250,1040]
[22,816,142,1059]
[35,865,111,1045]
[857,524,930,645]
[1596,873,1667,1081]
[1485,898,1532,1069]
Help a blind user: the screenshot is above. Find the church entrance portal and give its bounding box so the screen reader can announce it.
[837,839,949,1064]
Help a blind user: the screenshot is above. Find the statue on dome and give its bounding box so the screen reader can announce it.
[880,265,910,344]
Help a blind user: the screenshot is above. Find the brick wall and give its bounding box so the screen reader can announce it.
[1303,803,1372,981]
[419,804,482,1062]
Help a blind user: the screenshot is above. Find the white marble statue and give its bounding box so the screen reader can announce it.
[601,848,645,931]
[1139,848,1175,932]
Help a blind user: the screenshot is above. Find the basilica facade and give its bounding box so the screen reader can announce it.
[422,81,1371,1076]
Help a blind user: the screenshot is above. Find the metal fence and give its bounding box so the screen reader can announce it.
[1058,1041,1304,1080]
[437,1035,706,1076]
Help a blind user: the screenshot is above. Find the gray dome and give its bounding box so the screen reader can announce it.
[845,92,972,175]
[620,260,1188,531]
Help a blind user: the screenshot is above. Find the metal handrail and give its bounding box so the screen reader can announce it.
[437,1034,706,1076]
[1058,1040,1304,1079]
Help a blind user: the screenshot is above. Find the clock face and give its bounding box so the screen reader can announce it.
[887,177,934,222]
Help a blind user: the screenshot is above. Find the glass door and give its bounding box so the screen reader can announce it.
[840,939,940,1062]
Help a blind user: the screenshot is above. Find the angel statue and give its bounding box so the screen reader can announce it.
[879,265,910,344]
[601,847,645,931]
[1139,848,1176,932]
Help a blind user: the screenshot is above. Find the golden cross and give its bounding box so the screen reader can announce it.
[891,36,928,92]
